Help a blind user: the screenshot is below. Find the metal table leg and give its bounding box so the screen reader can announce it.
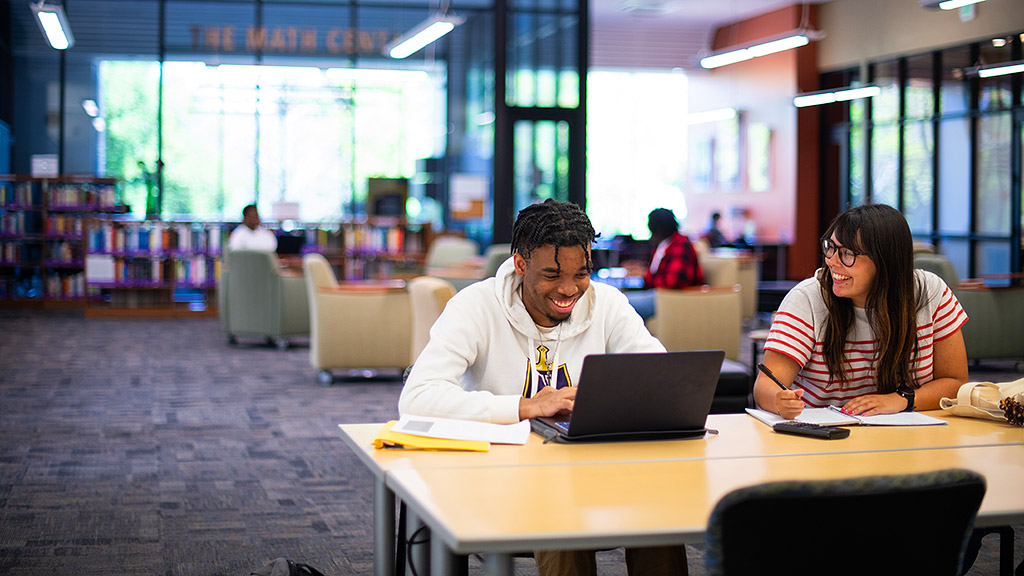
[374,477,396,576]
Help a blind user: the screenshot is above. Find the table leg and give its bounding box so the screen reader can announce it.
[430,535,460,576]
[483,554,514,576]
[374,477,396,576]
[407,509,430,575]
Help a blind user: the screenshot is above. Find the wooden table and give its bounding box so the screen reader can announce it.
[337,413,1024,576]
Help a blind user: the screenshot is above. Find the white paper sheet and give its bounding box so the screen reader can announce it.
[392,415,531,445]
[746,406,947,427]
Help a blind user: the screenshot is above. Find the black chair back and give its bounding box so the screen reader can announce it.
[706,468,986,576]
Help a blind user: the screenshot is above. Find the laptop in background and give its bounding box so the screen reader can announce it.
[530,350,724,443]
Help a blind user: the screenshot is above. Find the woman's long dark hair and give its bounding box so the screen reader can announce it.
[818,204,923,392]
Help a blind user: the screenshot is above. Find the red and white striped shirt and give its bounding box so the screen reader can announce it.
[764,270,968,407]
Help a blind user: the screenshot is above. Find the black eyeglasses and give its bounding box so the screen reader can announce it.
[821,238,862,267]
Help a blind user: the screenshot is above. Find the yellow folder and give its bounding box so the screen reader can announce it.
[371,421,490,452]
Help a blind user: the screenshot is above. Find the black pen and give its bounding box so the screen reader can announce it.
[757,363,789,391]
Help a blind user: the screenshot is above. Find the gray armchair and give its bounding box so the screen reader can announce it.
[219,249,310,349]
[914,252,1024,363]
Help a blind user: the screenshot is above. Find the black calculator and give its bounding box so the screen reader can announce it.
[773,421,850,440]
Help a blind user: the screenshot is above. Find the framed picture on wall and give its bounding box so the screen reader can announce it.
[691,137,714,191]
[713,115,739,190]
[747,122,772,192]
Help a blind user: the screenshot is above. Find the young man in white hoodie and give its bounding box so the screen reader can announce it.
[399,199,688,576]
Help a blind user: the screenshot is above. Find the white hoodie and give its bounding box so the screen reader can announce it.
[398,256,666,424]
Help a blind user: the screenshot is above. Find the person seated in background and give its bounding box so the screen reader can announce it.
[623,207,705,320]
[731,207,757,248]
[399,199,689,576]
[228,204,277,252]
[703,211,727,248]
[754,203,969,420]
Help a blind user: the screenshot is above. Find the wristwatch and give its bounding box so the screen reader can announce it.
[895,384,915,412]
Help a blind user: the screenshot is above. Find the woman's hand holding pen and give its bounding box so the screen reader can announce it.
[755,356,806,420]
[775,388,806,420]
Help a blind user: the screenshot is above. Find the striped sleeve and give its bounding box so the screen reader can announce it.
[764,279,819,368]
[921,271,968,341]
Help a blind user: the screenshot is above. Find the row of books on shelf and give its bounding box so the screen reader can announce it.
[88,221,224,255]
[1,211,42,235]
[1,240,84,265]
[0,271,86,300]
[0,179,118,210]
[341,224,424,255]
[47,182,117,210]
[0,180,42,207]
[46,214,84,236]
[46,240,83,264]
[85,254,217,287]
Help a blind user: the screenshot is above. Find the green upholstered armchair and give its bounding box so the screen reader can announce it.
[914,252,1024,363]
[219,249,310,349]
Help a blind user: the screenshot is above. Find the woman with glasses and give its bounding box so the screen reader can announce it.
[753,204,969,420]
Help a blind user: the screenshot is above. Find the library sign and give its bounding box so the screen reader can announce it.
[190,25,396,56]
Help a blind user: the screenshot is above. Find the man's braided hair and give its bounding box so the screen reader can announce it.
[511,199,597,272]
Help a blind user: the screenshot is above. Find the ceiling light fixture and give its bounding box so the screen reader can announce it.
[385,14,464,59]
[920,0,986,9]
[30,1,74,50]
[793,85,880,108]
[965,59,1024,78]
[699,28,825,69]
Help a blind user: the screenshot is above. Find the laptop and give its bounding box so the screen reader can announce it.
[530,350,725,443]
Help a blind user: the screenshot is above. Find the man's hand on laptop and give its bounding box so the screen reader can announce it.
[518,386,576,421]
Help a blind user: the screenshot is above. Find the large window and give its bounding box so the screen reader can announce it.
[830,33,1024,278]
[586,69,688,240]
[101,61,445,222]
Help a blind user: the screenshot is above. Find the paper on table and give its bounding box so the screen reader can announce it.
[746,407,859,427]
[392,415,532,445]
[842,407,947,426]
[746,407,947,427]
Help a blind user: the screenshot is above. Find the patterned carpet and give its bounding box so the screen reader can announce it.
[0,309,1020,575]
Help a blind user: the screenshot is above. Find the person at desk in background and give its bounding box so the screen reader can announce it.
[228,204,278,252]
[703,211,728,248]
[399,199,688,576]
[623,207,704,320]
[754,204,969,420]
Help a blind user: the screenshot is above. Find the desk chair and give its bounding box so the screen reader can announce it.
[648,286,751,413]
[706,468,986,576]
[425,236,479,268]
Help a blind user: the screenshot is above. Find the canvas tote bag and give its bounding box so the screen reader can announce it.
[939,377,1024,423]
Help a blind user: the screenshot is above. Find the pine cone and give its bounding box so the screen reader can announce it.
[999,397,1024,426]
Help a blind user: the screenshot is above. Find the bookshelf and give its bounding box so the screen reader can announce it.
[86,218,224,314]
[0,175,120,305]
[2,176,432,315]
[336,218,430,280]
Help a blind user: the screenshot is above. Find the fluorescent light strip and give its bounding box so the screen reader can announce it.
[388,19,460,59]
[748,35,809,57]
[700,29,823,70]
[36,10,71,50]
[793,85,880,108]
[977,61,1024,78]
[938,0,984,9]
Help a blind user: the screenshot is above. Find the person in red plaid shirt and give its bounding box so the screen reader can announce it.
[625,208,705,319]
